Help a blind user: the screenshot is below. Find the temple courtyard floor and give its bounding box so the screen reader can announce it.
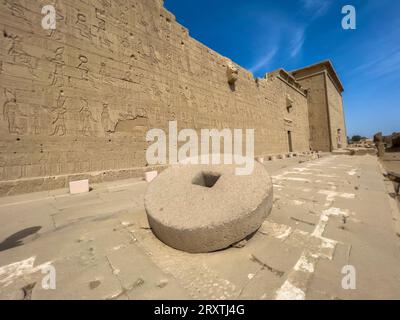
[0,154,400,300]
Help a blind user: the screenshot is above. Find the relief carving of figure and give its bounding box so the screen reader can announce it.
[79,99,97,136]
[6,33,37,76]
[3,89,26,134]
[50,91,67,136]
[47,47,65,87]
[101,103,114,135]
[99,61,114,85]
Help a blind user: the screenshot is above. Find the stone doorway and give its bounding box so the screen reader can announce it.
[287,131,293,153]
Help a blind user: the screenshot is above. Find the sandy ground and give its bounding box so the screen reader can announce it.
[0,154,400,300]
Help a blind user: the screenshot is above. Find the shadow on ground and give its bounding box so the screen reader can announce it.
[0,226,42,252]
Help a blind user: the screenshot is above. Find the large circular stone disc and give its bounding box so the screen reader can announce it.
[144,161,273,253]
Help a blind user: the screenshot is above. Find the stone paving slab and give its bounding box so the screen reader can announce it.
[0,155,400,300]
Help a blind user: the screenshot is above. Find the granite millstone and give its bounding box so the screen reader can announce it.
[144,161,273,253]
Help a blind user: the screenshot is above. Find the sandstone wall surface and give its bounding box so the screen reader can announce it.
[326,75,347,149]
[0,0,310,196]
[296,73,331,152]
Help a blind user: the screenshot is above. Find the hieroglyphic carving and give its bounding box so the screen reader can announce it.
[159,12,173,41]
[76,54,97,87]
[32,106,40,135]
[79,99,97,136]
[118,32,130,56]
[99,61,114,85]
[3,89,26,134]
[122,54,140,84]
[119,104,135,120]
[92,8,113,50]
[50,91,67,136]
[139,9,149,31]
[3,0,32,27]
[47,47,65,87]
[101,103,114,135]
[75,12,92,40]
[77,55,89,80]
[0,0,323,191]
[177,42,192,74]
[163,50,173,70]
[137,107,148,119]
[98,0,111,8]
[149,45,161,65]
[115,1,130,28]
[148,82,162,102]
[119,104,148,121]
[5,33,37,76]
[132,37,145,59]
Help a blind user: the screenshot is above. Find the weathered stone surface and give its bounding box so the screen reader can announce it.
[226,60,239,85]
[292,61,347,152]
[0,1,346,196]
[144,161,273,253]
[1,155,400,299]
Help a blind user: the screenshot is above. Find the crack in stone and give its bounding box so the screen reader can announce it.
[249,254,284,277]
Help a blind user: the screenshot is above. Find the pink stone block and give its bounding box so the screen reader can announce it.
[69,179,89,194]
[145,171,158,182]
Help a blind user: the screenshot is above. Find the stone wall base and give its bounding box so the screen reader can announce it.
[0,165,168,197]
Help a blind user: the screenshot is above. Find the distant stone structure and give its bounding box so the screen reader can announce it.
[384,132,400,149]
[0,0,347,195]
[393,134,400,148]
[375,132,400,153]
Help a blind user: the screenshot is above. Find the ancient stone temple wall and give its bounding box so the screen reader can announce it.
[292,62,347,152]
[326,75,347,149]
[0,0,310,195]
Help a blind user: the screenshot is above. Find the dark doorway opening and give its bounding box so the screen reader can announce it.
[287,131,293,153]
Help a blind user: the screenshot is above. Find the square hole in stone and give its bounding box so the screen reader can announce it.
[192,171,221,188]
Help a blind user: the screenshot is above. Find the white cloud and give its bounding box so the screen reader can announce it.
[301,0,332,19]
[289,28,305,57]
[353,49,400,78]
[249,47,278,73]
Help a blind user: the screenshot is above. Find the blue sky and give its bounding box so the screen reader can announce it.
[164,0,400,138]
